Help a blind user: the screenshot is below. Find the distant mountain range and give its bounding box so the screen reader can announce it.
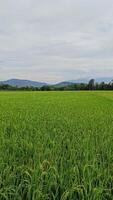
[54,81,74,87]
[54,77,113,87]
[0,79,47,88]
[69,77,113,84]
[0,77,113,88]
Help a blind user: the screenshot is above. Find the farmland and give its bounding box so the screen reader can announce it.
[0,91,113,200]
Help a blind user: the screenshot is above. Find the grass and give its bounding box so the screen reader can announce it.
[0,91,113,199]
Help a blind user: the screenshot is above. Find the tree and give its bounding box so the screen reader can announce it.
[40,85,51,91]
[88,79,95,90]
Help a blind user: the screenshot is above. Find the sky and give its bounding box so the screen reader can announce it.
[0,0,113,83]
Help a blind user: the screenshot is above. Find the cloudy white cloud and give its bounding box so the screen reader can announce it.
[0,0,113,83]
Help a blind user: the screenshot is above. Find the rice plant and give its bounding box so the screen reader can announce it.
[0,91,113,199]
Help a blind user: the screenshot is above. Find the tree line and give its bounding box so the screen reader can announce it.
[0,79,113,91]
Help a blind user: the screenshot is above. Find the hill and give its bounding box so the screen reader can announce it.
[53,81,74,88]
[0,79,47,88]
[69,77,113,84]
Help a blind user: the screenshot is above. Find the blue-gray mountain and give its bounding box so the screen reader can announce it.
[69,77,113,84]
[0,79,47,88]
[0,77,113,88]
[54,81,74,87]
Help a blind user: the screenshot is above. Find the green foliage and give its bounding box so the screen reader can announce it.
[0,91,113,199]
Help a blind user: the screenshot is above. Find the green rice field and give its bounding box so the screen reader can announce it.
[0,91,113,200]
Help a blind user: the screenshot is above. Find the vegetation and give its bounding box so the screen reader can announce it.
[0,91,113,199]
[1,79,113,91]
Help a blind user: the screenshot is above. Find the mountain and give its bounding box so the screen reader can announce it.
[54,77,113,87]
[54,77,113,88]
[54,81,74,87]
[95,77,113,83]
[69,77,113,84]
[0,77,113,88]
[0,79,47,88]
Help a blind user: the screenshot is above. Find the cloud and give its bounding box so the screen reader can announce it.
[0,0,113,82]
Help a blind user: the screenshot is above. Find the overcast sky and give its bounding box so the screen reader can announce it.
[0,0,113,83]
